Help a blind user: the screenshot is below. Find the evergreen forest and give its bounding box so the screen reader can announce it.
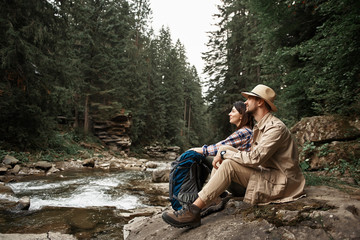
[1,0,359,155]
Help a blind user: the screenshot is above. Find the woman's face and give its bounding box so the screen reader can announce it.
[229,106,242,127]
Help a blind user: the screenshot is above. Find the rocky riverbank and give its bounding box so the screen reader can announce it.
[0,149,175,240]
[1,115,360,239]
[124,185,360,240]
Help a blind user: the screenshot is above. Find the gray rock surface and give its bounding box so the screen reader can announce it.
[124,186,360,240]
[291,115,360,146]
[0,232,77,240]
[3,155,19,166]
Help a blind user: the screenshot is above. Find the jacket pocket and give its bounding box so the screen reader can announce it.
[247,170,287,204]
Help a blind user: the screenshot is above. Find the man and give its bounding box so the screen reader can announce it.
[162,84,306,228]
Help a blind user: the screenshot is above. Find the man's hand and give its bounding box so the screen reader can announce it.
[213,154,223,169]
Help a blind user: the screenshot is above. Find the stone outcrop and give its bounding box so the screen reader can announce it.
[291,115,360,173]
[0,232,77,240]
[1,114,359,240]
[93,112,132,152]
[0,153,173,180]
[291,115,360,146]
[144,143,180,160]
[3,155,19,166]
[34,161,53,170]
[124,186,360,240]
[152,169,171,183]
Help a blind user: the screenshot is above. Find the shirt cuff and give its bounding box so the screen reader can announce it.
[202,145,209,156]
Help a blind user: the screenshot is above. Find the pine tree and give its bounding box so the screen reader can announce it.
[0,0,64,149]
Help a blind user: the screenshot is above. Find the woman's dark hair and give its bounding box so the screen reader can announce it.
[233,101,254,129]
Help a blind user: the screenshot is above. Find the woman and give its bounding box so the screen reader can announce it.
[190,101,253,199]
[191,101,253,157]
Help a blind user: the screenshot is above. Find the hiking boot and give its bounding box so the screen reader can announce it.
[200,194,230,218]
[162,204,201,228]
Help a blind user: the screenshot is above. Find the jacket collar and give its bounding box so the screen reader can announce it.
[255,112,272,131]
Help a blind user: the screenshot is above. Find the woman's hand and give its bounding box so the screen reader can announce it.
[212,154,223,169]
[189,147,203,154]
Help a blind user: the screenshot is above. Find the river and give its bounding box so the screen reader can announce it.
[0,167,169,239]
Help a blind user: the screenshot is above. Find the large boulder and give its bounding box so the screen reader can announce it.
[34,161,53,170]
[0,182,14,195]
[152,169,170,183]
[291,115,360,146]
[291,115,360,171]
[3,155,19,166]
[300,140,360,171]
[123,186,360,240]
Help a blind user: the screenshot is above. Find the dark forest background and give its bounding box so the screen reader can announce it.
[1,0,359,154]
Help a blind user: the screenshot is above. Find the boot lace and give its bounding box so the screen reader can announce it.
[174,205,189,217]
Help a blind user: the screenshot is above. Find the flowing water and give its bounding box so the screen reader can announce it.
[0,168,169,239]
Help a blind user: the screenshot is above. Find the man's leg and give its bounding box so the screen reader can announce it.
[162,159,253,228]
[206,156,247,197]
[197,159,252,205]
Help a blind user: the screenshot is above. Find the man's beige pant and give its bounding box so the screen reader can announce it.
[198,159,255,205]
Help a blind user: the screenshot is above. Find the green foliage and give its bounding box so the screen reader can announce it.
[303,172,338,187]
[300,141,316,158]
[300,160,310,171]
[0,149,30,163]
[0,0,209,152]
[324,158,360,181]
[317,143,333,157]
[204,0,360,129]
[0,128,97,163]
[0,0,64,150]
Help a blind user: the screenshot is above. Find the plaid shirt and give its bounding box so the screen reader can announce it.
[202,127,253,156]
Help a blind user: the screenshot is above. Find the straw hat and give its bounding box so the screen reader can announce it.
[241,84,278,112]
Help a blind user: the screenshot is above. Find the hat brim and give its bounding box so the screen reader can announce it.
[241,91,278,112]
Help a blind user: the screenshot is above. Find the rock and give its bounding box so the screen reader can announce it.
[0,232,77,240]
[299,140,360,170]
[152,169,170,183]
[123,185,360,240]
[67,209,98,230]
[46,166,60,176]
[164,152,177,160]
[18,167,43,175]
[82,158,95,168]
[291,115,360,146]
[0,167,8,175]
[349,118,360,131]
[124,164,146,171]
[144,143,180,159]
[110,161,125,169]
[145,161,158,168]
[10,165,21,174]
[34,161,53,170]
[55,160,83,170]
[0,184,15,195]
[14,196,30,210]
[3,155,19,166]
[118,206,165,219]
[92,112,132,152]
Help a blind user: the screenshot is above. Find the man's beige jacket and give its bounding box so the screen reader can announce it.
[221,113,306,205]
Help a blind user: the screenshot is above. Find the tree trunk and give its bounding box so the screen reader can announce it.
[182,99,187,136]
[73,107,79,128]
[84,95,90,134]
[73,94,79,128]
[187,102,191,139]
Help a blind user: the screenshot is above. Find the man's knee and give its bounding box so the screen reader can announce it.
[220,159,239,171]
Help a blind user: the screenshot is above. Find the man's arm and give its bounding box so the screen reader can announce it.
[220,124,286,167]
